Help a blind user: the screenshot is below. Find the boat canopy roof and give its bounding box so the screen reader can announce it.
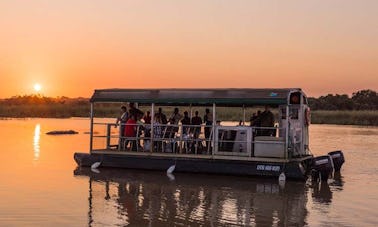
[90,88,303,106]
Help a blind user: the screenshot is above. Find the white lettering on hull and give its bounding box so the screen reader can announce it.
[257,165,281,172]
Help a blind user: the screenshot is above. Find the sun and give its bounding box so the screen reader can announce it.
[34,83,42,92]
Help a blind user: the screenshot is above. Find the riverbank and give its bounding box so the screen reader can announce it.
[0,104,377,126]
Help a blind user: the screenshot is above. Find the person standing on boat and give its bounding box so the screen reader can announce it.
[167,107,182,137]
[190,110,203,152]
[128,102,144,121]
[153,115,163,152]
[181,111,191,135]
[155,108,168,124]
[204,108,213,148]
[124,115,137,151]
[169,107,182,125]
[143,111,151,124]
[250,110,262,136]
[116,106,128,130]
[260,105,275,136]
[250,113,257,126]
[191,111,202,138]
[143,111,152,138]
[116,106,128,149]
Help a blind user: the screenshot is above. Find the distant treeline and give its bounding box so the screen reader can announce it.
[0,95,91,118]
[0,90,377,126]
[308,89,378,110]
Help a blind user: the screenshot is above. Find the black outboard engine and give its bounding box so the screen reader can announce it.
[328,150,345,172]
[311,155,334,182]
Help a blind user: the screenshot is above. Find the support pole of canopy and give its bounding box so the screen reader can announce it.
[89,102,94,153]
[184,103,193,154]
[285,105,289,159]
[151,103,155,153]
[243,105,246,126]
[212,103,216,155]
[189,104,193,119]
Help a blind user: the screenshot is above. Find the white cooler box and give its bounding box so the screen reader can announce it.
[254,136,285,158]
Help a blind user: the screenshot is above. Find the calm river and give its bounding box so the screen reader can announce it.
[0,118,377,226]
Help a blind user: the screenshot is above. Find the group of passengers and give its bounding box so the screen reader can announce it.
[116,104,213,151]
[179,110,201,137]
[249,105,275,136]
[153,107,212,138]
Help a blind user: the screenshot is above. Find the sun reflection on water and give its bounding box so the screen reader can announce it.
[33,124,40,161]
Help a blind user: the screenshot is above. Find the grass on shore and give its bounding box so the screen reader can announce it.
[310,110,378,126]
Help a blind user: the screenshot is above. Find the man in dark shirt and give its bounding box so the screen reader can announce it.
[181,111,191,135]
[128,102,144,120]
[155,107,168,124]
[191,111,202,138]
[260,106,275,136]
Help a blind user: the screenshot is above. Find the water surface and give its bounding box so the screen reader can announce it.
[0,118,377,226]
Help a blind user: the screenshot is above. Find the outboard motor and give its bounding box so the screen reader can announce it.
[311,155,334,182]
[328,150,345,172]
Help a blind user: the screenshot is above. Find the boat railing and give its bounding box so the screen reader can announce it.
[91,122,287,158]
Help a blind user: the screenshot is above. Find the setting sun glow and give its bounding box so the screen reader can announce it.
[34,84,42,92]
[0,1,377,98]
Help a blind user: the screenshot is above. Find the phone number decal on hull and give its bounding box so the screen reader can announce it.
[256,165,281,172]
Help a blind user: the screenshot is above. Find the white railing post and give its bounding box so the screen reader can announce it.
[150,103,155,153]
[89,102,94,153]
[212,103,216,156]
[243,105,246,126]
[106,124,111,149]
[285,105,290,159]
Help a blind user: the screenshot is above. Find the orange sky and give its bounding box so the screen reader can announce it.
[0,0,377,98]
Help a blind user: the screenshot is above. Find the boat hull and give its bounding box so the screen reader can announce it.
[74,152,312,180]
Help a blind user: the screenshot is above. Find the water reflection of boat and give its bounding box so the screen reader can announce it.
[310,172,345,205]
[311,182,333,204]
[74,168,309,226]
[331,172,345,190]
